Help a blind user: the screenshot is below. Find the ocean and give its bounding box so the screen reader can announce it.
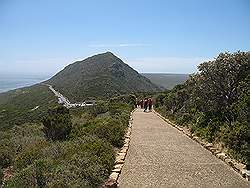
[0,73,51,93]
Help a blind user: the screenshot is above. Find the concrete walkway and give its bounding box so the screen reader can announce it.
[118,109,249,188]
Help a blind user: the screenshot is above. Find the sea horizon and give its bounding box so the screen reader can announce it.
[0,73,51,93]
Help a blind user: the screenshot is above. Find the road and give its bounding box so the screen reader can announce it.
[44,84,94,108]
[118,109,250,188]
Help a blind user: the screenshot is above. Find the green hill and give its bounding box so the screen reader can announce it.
[0,52,161,130]
[142,73,189,89]
[46,52,160,102]
[0,84,57,130]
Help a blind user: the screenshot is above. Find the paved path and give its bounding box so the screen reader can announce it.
[119,109,249,188]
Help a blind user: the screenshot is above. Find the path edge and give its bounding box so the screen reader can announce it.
[102,108,136,187]
[153,109,250,182]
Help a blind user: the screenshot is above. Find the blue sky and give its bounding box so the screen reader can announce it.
[0,0,249,75]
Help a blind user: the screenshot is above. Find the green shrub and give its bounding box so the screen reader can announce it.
[42,106,72,141]
[0,139,15,168]
[85,117,127,147]
[0,124,46,169]
[2,95,133,187]
[220,121,250,164]
[0,167,3,186]
[175,113,192,125]
[8,138,115,188]
[14,140,49,170]
[6,165,37,188]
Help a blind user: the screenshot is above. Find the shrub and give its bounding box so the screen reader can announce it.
[175,113,192,125]
[6,165,37,188]
[85,117,127,147]
[0,167,3,186]
[42,106,72,141]
[220,121,250,164]
[0,124,46,169]
[8,138,115,188]
[14,140,49,170]
[0,140,14,168]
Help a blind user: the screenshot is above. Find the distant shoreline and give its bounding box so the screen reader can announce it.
[0,73,51,93]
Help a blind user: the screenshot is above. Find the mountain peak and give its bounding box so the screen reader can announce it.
[93,51,116,58]
[47,52,160,101]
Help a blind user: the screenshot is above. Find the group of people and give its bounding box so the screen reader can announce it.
[137,98,153,112]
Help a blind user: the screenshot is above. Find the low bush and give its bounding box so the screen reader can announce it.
[85,117,127,147]
[42,106,72,141]
[14,140,49,170]
[2,94,135,187]
[6,138,115,188]
[0,167,3,186]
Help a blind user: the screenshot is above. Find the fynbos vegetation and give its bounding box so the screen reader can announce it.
[155,51,250,166]
[0,95,135,187]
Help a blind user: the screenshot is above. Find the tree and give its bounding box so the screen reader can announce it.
[196,51,249,123]
[155,51,250,164]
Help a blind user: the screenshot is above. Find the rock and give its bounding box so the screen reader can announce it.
[110,172,119,181]
[216,152,226,160]
[125,134,130,138]
[115,154,126,164]
[114,164,123,169]
[213,150,221,155]
[104,177,118,188]
[205,143,213,148]
[225,158,233,166]
[118,153,126,160]
[122,146,129,150]
[199,141,206,146]
[177,127,183,131]
[242,170,250,181]
[120,148,128,153]
[210,147,217,153]
[124,138,130,144]
[124,143,129,147]
[115,158,124,164]
[112,168,121,173]
[193,136,199,140]
[112,164,123,173]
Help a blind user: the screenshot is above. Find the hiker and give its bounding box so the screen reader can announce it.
[140,99,144,108]
[137,101,140,108]
[148,98,153,111]
[144,98,148,112]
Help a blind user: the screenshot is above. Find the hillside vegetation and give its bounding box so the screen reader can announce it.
[155,51,249,166]
[0,95,136,187]
[0,84,57,131]
[0,52,159,131]
[46,52,160,102]
[142,73,189,89]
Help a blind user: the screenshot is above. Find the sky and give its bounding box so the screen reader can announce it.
[0,0,249,75]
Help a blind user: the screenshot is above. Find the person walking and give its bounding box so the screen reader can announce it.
[144,98,148,112]
[140,99,143,108]
[148,98,153,111]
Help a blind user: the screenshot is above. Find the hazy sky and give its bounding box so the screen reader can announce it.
[0,0,249,75]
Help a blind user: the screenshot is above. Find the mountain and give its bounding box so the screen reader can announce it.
[46,52,160,101]
[142,73,189,89]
